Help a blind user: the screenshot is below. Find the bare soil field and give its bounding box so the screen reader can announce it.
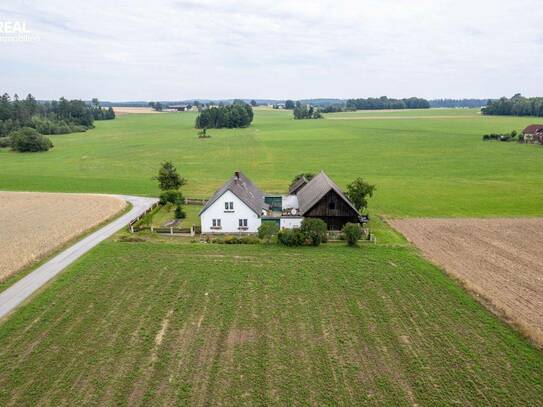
[112,106,162,115]
[389,218,543,346]
[0,192,126,280]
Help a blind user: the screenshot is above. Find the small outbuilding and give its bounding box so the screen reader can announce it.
[522,125,543,144]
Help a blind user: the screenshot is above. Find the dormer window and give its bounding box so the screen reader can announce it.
[224,201,234,211]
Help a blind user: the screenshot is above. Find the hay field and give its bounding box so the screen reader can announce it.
[389,218,543,346]
[0,192,126,280]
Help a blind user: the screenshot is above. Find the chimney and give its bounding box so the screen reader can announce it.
[234,171,240,180]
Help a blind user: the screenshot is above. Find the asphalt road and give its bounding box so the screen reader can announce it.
[0,195,158,321]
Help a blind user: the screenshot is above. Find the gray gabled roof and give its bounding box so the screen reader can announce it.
[296,171,360,215]
[288,176,308,195]
[199,171,268,216]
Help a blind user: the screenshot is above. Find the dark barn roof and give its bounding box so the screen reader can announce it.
[522,124,543,134]
[199,171,268,216]
[296,171,359,216]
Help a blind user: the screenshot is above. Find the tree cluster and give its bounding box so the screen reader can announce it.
[155,161,187,220]
[8,127,53,152]
[482,94,543,117]
[148,101,163,111]
[345,178,376,212]
[90,98,115,120]
[293,104,322,120]
[0,93,112,138]
[345,96,430,110]
[277,218,328,247]
[195,103,254,129]
[482,130,520,142]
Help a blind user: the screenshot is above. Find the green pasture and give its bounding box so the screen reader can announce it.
[0,108,541,216]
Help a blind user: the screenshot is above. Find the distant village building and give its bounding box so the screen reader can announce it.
[199,170,363,234]
[168,104,190,112]
[522,125,543,144]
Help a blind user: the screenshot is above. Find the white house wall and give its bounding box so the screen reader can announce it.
[280,217,303,229]
[201,190,261,233]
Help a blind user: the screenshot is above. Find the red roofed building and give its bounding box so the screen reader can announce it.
[522,124,543,144]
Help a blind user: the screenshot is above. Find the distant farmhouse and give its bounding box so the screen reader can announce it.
[199,171,363,234]
[522,124,543,144]
[166,104,191,112]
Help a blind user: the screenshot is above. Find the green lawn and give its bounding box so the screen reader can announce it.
[0,240,541,405]
[0,108,542,217]
[138,204,202,228]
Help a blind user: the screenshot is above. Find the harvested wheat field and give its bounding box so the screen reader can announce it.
[112,106,162,115]
[0,192,126,281]
[389,218,543,346]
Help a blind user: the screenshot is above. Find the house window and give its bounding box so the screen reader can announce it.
[224,202,234,211]
[329,201,336,210]
[212,219,222,229]
[238,219,248,229]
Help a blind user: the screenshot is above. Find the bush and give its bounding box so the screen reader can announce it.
[0,137,11,148]
[342,223,363,246]
[174,205,186,219]
[213,235,260,244]
[277,228,305,247]
[258,222,280,241]
[300,218,327,246]
[159,190,184,205]
[9,127,53,152]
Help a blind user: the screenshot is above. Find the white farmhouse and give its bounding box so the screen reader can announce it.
[200,170,363,234]
[199,171,303,234]
[200,171,267,234]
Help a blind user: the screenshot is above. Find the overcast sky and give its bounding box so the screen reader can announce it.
[1,0,542,101]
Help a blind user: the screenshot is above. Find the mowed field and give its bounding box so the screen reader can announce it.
[0,108,542,217]
[389,218,543,346]
[0,192,125,281]
[0,240,541,406]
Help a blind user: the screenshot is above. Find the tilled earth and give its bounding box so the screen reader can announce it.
[389,218,543,346]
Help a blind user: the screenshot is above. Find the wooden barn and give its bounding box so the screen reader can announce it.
[296,171,361,230]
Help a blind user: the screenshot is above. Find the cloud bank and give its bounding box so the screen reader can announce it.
[1,0,542,100]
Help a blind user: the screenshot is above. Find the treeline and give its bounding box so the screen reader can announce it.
[195,102,254,129]
[430,99,489,108]
[293,105,322,120]
[482,94,543,117]
[0,93,114,137]
[346,97,430,110]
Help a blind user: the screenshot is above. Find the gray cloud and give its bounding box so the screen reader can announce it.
[1,0,542,100]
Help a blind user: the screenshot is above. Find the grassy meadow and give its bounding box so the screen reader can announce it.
[0,108,542,217]
[0,239,541,406]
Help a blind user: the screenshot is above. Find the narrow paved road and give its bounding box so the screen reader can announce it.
[0,195,158,321]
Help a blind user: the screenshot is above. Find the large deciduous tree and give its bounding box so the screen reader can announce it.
[155,161,186,191]
[346,178,376,212]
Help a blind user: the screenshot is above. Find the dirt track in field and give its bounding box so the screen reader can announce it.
[389,218,543,346]
[0,192,126,281]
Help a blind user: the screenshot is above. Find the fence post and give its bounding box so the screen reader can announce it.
[170,227,173,236]
[130,225,134,233]
[191,225,195,236]
[151,226,154,232]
